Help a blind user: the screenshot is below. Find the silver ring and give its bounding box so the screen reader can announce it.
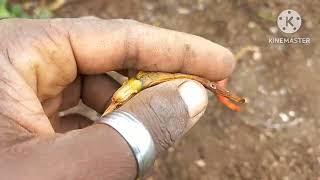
[97,110,156,178]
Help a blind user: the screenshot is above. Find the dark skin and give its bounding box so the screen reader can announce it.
[0,18,235,179]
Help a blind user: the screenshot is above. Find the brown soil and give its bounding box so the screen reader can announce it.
[56,0,320,179]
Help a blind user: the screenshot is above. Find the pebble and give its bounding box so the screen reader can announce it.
[253,51,262,61]
[279,112,289,122]
[194,159,206,168]
[307,148,314,154]
[269,26,278,34]
[258,85,268,95]
[293,138,302,144]
[144,3,154,10]
[168,147,175,153]
[283,176,289,180]
[271,91,278,96]
[271,161,279,167]
[259,134,267,141]
[279,88,287,95]
[288,111,296,117]
[306,59,313,67]
[177,7,191,15]
[197,1,205,11]
[229,144,236,150]
[248,21,256,28]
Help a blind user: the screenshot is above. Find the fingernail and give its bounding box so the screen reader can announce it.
[178,80,208,118]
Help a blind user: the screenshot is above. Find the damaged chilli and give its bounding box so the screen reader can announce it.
[103,71,245,116]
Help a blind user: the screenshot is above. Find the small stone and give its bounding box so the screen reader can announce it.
[243,162,250,167]
[264,131,274,138]
[288,111,296,117]
[306,59,313,67]
[248,21,256,28]
[279,113,289,122]
[271,161,279,167]
[144,3,154,10]
[253,51,262,61]
[245,97,250,103]
[279,88,287,95]
[293,138,302,144]
[168,147,175,153]
[146,177,154,180]
[271,91,278,96]
[229,144,236,150]
[197,1,205,11]
[307,148,314,154]
[259,134,267,141]
[289,159,296,167]
[258,85,267,95]
[269,26,278,34]
[194,159,206,168]
[272,123,281,130]
[177,7,191,15]
[283,176,289,180]
[296,117,304,123]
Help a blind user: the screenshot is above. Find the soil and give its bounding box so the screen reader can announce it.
[56,0,320,179]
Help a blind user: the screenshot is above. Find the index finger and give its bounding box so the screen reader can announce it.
[53,18,235,81]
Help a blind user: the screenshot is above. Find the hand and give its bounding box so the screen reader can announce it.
[0,18,235,179]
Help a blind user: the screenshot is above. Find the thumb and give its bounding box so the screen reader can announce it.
[119,79,208,154]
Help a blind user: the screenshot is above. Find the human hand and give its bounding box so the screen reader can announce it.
[0,18,234,179]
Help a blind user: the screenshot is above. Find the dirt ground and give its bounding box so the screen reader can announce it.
[55,0,320,179]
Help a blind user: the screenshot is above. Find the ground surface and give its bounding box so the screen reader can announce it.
[56,0,320,179]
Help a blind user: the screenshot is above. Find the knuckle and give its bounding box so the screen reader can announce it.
[149,95,185,150]
[120,81,189,153]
